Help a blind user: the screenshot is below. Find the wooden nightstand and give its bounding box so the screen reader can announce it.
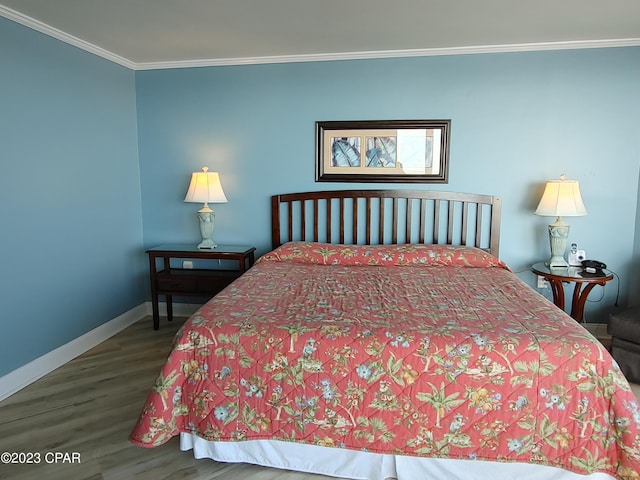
[147,244,256,330]
[531,262,613,323]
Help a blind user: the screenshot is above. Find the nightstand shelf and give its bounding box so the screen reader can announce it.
[148,244,256,329]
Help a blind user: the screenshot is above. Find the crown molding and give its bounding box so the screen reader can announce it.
[134,38,640,70]
[2,5,639,72]
[0,4,136,70]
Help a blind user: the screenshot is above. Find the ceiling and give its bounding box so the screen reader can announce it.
[1,0,639,70]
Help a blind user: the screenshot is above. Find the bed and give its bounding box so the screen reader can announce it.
[130,189,640,479]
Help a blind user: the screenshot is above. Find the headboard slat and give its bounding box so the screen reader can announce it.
[419,199,426,244]
[340,198,345,244]
[300,200,306,241]
[392,198,399,244]
[288,203,293,243]
[447,200,455,245]
[406,199,413,243]
[272,189,501,257]
[379,198,385,243]
[433,199,441,245]
[313,199,319,242]
[326,199,332,244]
[461,202,469,247]
[476,205,483,252]
[352,198,358,244]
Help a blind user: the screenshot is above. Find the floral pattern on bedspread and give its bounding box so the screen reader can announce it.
[130,243,640,479]
[258,241,509,269]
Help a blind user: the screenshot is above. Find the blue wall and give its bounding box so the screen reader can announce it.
[2,13,639,378]
[0,18,144,376]
[137,47,640,321]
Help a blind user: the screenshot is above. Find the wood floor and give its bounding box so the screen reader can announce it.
[0,317,340,480]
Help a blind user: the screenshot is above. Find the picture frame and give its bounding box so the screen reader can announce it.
[316,120,450,183]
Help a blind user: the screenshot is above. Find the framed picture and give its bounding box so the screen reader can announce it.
[316,120,451,183]
[316,120,450,183]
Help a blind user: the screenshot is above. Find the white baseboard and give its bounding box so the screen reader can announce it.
[0,301,204,402]
[0,304,146,402]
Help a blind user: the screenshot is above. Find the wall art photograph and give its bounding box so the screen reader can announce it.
[316,120,450,183]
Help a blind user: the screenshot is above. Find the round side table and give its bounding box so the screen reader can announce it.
[531,262,613,322]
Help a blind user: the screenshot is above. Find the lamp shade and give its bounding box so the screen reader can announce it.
[535,175,587,217]
[184,167,228,204]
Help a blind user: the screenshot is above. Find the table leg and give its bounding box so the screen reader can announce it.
[548,279,565,311]
[166,294,173,322]
[149,255,160,330]
[570,283,599,322]
[151,295,160,330]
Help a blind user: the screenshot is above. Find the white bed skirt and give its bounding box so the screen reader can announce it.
[180,433,615,480]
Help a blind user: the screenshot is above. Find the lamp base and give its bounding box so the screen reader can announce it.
[196,206,217,249]
[197,239,217,249]
[547,217,570,269]
[548,256,569,268]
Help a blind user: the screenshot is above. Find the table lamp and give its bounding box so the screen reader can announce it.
[184,167,228,249]
[535,175,587,268]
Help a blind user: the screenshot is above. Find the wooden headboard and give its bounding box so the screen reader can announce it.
[271,189,502,257]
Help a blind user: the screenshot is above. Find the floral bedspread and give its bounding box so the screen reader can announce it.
[130,242,640,479]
